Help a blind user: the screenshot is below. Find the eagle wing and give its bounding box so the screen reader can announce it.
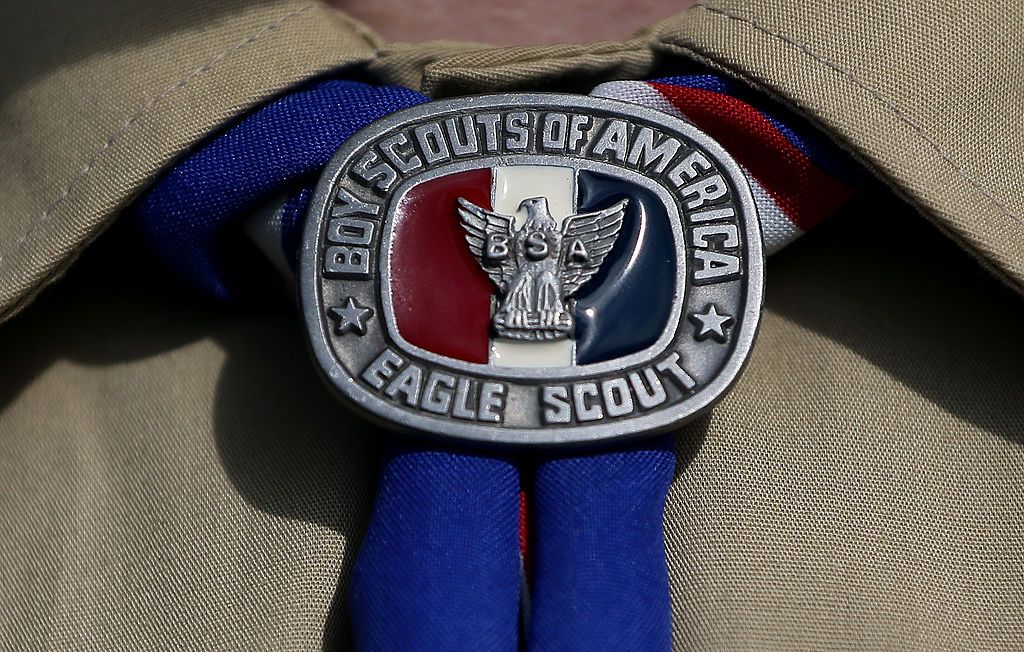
[456,197,517,290]
[559,198,628,297]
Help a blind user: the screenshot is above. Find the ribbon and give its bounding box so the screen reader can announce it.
[133,76,857,651]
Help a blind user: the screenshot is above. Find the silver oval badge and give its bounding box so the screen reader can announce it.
[300,93,763,446]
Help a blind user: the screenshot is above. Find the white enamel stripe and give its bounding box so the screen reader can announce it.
[490,165,576,368]
[589,81,802,257]
[493,165,575,226]
[491,339,577,367]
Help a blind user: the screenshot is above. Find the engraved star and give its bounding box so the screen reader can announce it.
[328,297,374,336]
[690,304,734,342]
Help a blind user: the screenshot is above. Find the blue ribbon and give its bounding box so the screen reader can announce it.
[350,446,522,651]
[134,80,426,301]
[134,78,676,651]
[528,439,675,651]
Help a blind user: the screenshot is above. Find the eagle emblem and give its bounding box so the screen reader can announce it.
[457,195,628,341]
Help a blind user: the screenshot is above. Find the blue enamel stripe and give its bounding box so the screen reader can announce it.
[573,171,676,365]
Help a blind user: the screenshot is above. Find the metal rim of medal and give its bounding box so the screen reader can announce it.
[300,92,764,446]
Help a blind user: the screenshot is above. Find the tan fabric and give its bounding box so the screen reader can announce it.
[0,232,377,650]
[1,0,1023,650]
[668,197,1024,649]
[658,2,1024,293]
[0,1,380,322]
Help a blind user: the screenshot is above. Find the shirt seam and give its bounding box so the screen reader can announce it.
[424,39,650,72]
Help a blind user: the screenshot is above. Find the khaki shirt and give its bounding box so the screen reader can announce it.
[1,1,1022,649]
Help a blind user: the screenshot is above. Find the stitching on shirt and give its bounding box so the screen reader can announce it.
[0,2,317,268]
[423,37,651,73]
[688,3,1022,225]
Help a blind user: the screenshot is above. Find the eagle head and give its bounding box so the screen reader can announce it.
[519,196,557,231]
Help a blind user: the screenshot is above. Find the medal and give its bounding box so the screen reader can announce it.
[300,93,763,445]
[129,70,859,649]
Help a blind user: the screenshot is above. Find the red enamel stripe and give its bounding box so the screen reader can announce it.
[390,168,494,363]
[650,82,855,231]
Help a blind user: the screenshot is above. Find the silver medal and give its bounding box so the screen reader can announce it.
[300,93,763,445]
